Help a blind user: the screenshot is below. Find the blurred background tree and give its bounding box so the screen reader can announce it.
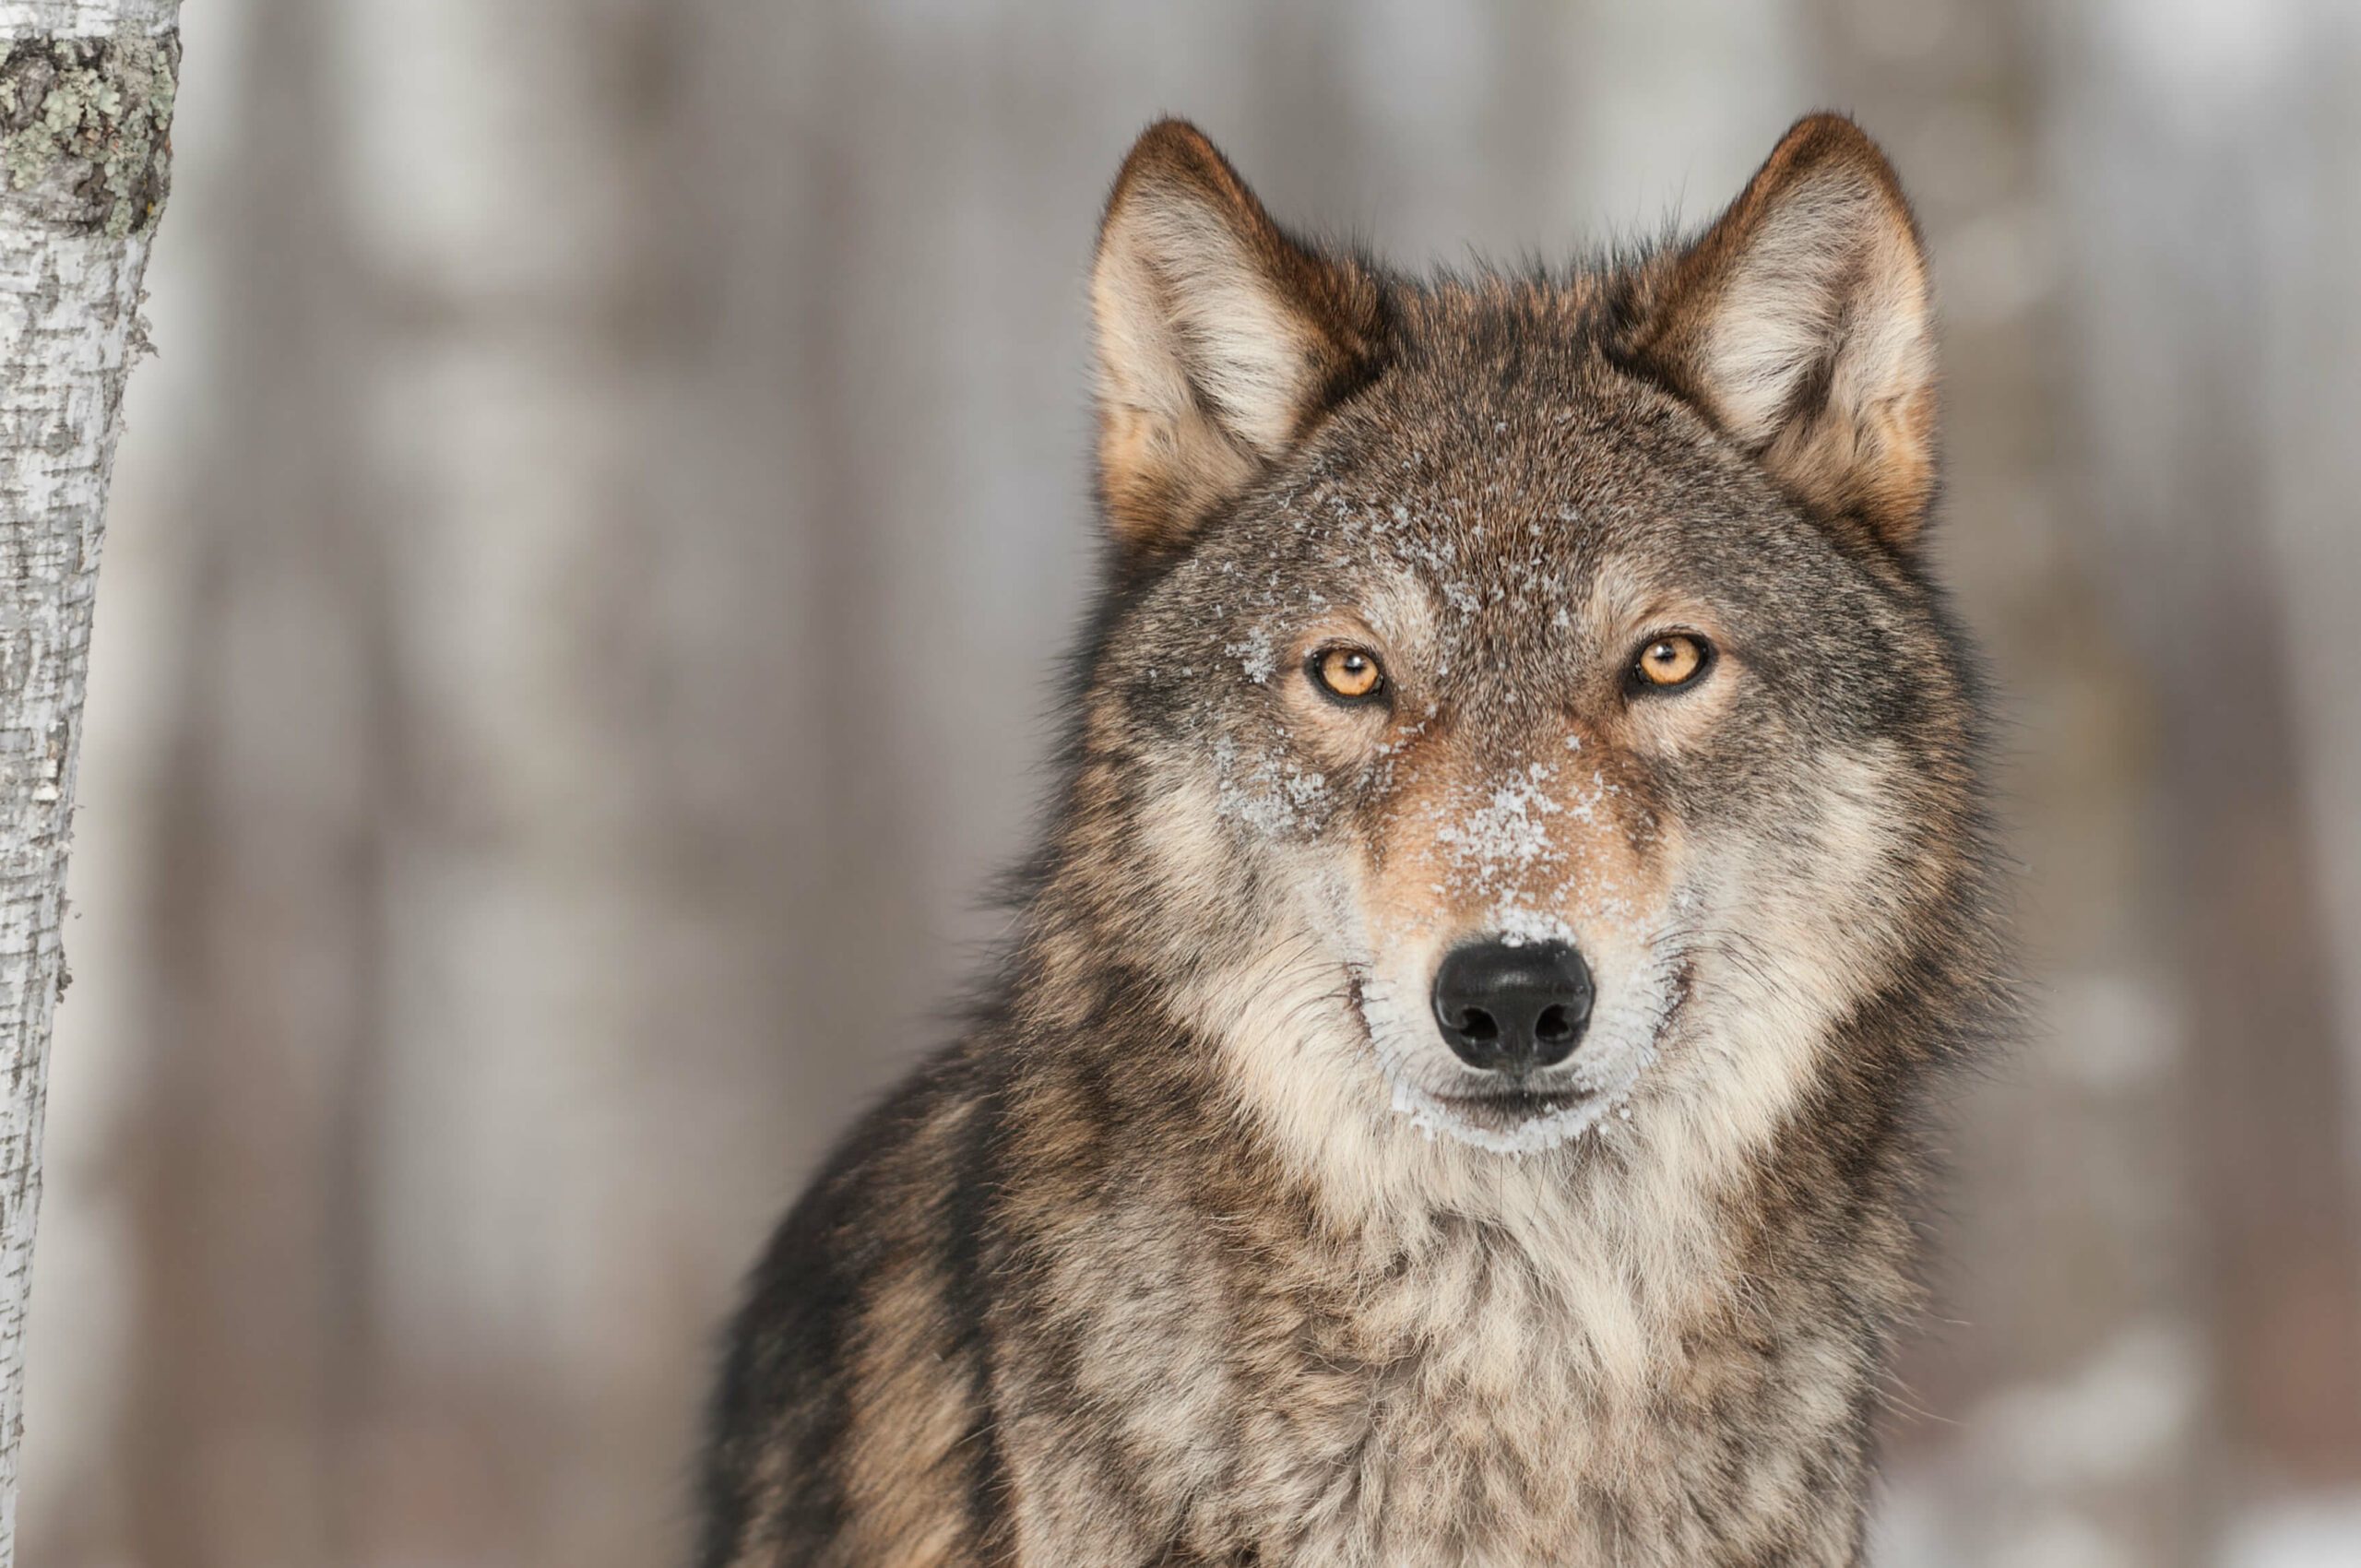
[18,2,2361,1565]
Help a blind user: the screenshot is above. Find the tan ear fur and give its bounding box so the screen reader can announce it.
[1637,113,1938,548]
[1091,120,1383,558]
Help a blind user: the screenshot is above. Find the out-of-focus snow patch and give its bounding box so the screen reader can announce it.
[2223,1493,2361,1568]
[1876,1476,2140,1568]
[1871,1322,2207,1565]
[1969,1319,2201,1487]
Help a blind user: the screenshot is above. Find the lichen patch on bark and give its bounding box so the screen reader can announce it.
[0,27,175,236]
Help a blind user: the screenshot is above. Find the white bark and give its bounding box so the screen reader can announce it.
[0,2,171,35]
[0,2,176,1560]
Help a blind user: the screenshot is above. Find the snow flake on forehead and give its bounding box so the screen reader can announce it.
[1263,460,1601,646]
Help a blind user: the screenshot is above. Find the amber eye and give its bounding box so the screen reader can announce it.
[1631,633,1711,692]
[1311,646,1386,704]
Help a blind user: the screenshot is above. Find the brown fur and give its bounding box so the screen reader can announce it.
[699,113,2007,1567]
[1632,114,1939,547]
[1093,122,1388,559]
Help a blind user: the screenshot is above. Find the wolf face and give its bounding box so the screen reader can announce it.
[701,114,2006,1568]
[1079,119,1977,1169]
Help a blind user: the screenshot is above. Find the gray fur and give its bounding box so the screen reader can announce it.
[699,113,2007,1568]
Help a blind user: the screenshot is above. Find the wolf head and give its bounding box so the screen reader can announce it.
[1047,116,1991,1179]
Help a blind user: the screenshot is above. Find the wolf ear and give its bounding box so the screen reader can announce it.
[1092,120,1385,558]
[1636,113,1938,549]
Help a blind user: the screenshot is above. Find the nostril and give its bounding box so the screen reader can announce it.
[1534,1004,1572,1044]
[1457,1007,1500,1044]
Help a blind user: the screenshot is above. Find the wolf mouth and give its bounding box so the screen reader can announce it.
[1432,1084,1597,1130]
[1341,967,1601,1128]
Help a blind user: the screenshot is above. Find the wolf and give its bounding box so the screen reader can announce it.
[698,112,2007,1567]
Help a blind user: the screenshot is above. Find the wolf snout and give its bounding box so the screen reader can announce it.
[1430,939,1596,1075]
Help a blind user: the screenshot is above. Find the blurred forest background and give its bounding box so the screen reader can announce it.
[18,0,2361,1563]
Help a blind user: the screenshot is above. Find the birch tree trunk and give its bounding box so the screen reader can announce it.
[0,1,176,1558]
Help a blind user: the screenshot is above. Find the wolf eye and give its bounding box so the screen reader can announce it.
[1311,646,1386,704]
[1631,633,1712,692]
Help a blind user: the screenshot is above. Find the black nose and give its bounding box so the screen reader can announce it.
[1430,939,1595,1074]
